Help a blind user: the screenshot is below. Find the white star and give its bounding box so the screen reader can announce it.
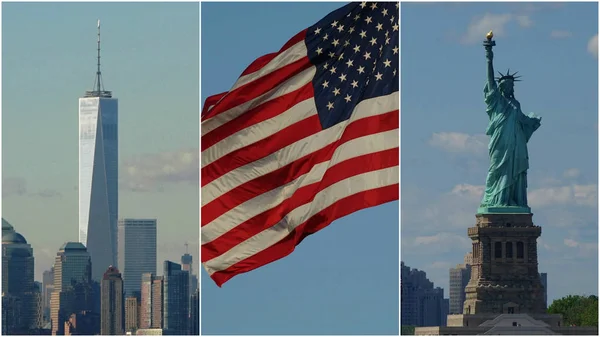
[337,25,344,33]
[392,23,399,31]
[385,37,390,45]
[327,101,334,110]
[314,27,322,35]
[393,69,397,76]
[332,39,340,47]
[396,2,399,8]
[393,46,399,54]
[324,62,329,69]
[383,59,391,67]
[385,30,389,38]
[346,59,354,67]
[329,51,335,58]
[343,40,350,47]
[353,45,361,53]
[322,80,329,88]
[382,8,388,16]
[375,72,383,80]
[390,16,395,24]
[370,37,377,46]
[359,30,367,38]
[333,87,341,96]
[363,51,371,60]
[323,33,329,40]
[344,94,352,103]
[379,45,383,53]
[330,66,337,74]
[351,80,359,88]
[316,47,323,55]
[354,14,361,21]
[339,73,347,82]
[360,2,367,8]
[370,2,378,10]
[376,23,383,31]
[357,66,365,74]
[349,26,355,33]
[365,16,373,24]
[338,53,344,60]
[331,20,338,28]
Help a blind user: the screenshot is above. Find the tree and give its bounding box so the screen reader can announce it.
[548,295,598,327]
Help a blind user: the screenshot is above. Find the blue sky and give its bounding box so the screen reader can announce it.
[201,2,399,335]
[401,2,598,305]
[2,2,199,281]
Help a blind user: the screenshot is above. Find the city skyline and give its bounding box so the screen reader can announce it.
[2,2,199,282]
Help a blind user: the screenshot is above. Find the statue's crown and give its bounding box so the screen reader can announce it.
[496,69,522,83]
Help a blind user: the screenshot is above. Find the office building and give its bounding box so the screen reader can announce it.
[401,261,448,327]
[125,296,139,334]
[50,242,93,335]
[140,273,164,329]
[101,266,124,335]
[118,219,157,297]
[43,268,55,324]
[79,20,119,281]
[163,261,189,334]
[190,289,199,335]
[2,218,40,333]
[449,252,472,314]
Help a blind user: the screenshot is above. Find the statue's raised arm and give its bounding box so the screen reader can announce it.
[484,30,496,91]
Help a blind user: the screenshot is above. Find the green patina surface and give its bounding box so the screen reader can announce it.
[479,37,541,214]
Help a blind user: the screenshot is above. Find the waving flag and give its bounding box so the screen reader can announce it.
[201,1,399,286]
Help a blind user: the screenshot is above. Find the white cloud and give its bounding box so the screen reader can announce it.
[550,30,572,39]
[451,184,485,200]
[564,238,579,248]
[121,148,199,192]
[563,238,598,258]
[529,184,597,208]
[563,168,580,179]
[588,34,598,59]
[515,15,533,28]
[414,232,471,249]
[461,13,532,44]
[429,132,487,155]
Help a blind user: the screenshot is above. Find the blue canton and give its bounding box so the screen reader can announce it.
[306,1,399,129]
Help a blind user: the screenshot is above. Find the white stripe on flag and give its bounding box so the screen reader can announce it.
[203,165,399,275]
[201,97,317,168]
[231,41,308,91]
[202,128,398,244]
[201,67,316,136]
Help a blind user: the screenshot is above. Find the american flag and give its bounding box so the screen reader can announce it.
[201,1,399,286]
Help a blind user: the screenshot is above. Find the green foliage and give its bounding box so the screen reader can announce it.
[401,325,415,335]
[548,295,598,327]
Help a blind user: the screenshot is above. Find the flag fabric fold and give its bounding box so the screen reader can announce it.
[201,1,399,286]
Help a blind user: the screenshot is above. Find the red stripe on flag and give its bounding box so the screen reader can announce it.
[239,30,307,77]
[201,148,399,262]
[201,110,399,223]
[202,92,227,117]
[201,82,315,151]
[202,56,312,121]
[208,183,399,287]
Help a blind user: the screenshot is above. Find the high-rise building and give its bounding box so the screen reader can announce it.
[401,261,447,327]
[118,219,157,297]
[163,261,189,335]
[140,273,164,329]
[79,20,119,281]
[43,268,55,324]
[540,272,548,308]
[50,242,93,335]
[181,248,197,318]
[190,289,199,335]
[2,218,40,333]
[449,252,472,314]
[101,266,124,335]
[125,296,139,334]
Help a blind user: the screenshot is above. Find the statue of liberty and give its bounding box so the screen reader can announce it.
[479,31,542,213]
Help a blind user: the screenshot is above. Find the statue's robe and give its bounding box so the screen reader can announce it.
[481,82,541,208]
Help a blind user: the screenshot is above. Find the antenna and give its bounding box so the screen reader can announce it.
[86,19,111,97]
[185,242,189,254]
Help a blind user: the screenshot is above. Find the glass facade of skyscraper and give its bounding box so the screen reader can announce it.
[118,219,157,297]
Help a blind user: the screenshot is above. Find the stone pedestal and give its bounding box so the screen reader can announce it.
[463,213,546,315]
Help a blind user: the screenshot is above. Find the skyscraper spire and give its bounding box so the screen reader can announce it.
[86,19,111,97]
